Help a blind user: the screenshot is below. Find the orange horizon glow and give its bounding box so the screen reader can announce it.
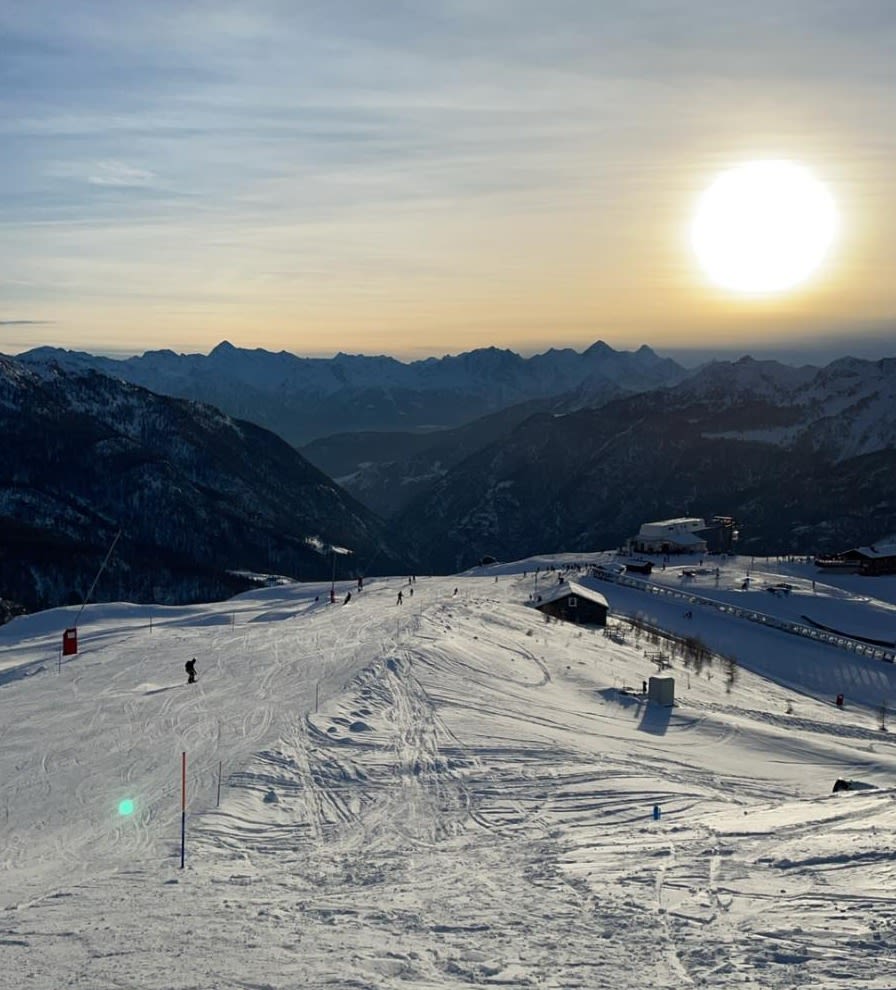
[4,8,895,364]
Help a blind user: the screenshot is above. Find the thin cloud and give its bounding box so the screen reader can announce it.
[87,161,155,187]
[0,319,53,325]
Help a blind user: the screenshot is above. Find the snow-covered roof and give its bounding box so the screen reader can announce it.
[636,518,708,543]
[643,517,705,529]
[536,579,608,609]
[855,542,896,559]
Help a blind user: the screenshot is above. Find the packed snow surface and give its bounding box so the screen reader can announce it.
[1,555,895,988]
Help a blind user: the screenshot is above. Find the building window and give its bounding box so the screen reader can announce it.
[568,596,577,608]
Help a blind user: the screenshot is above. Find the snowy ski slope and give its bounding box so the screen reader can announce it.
[1,555,895,988]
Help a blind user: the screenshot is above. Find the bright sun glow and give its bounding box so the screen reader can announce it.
[691,160,839,295]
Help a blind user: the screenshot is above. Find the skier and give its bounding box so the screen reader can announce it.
[343,591,352,605]
[185,658,197,684]
[397,590,403,605]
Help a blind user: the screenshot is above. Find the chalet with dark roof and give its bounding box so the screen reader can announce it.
[816,539,896,576]
[534,580,608,626]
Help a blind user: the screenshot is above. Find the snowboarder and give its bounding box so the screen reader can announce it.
[397,590,403,605]
[185,658,197,684]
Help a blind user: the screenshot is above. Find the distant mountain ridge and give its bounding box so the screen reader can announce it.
[0,356,411,614]
[17,340,687,446]
[303,355,896,520]
[7,342,896,589]
[684,355,896,461]
[390,354,896,571]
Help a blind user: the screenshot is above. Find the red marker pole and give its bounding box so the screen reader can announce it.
[180,751,186,869]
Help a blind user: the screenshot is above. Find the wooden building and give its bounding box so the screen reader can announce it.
[625,559,653,575]
[535,580,608,626]
[815,540,896,576]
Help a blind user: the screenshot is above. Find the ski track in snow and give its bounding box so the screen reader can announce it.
[1,561,896,987]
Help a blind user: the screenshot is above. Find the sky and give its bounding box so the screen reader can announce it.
[3,1,896,361]
[2,554,896,987]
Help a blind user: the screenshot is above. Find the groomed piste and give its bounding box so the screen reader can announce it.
[1,553,895,989]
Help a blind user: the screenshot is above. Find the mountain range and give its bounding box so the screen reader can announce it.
[391,355,896,570]
[0,356,410,614]
[3,341,896,612]
[18,339,686,446]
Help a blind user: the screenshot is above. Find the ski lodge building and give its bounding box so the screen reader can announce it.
[815,539,896,576]
[534,581,608,626]
[628,517,708,556]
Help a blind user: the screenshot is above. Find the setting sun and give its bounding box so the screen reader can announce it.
[691,160,839,295]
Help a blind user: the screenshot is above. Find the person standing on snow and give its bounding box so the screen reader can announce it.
[185,658,197,684]
[397,590,403,605]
